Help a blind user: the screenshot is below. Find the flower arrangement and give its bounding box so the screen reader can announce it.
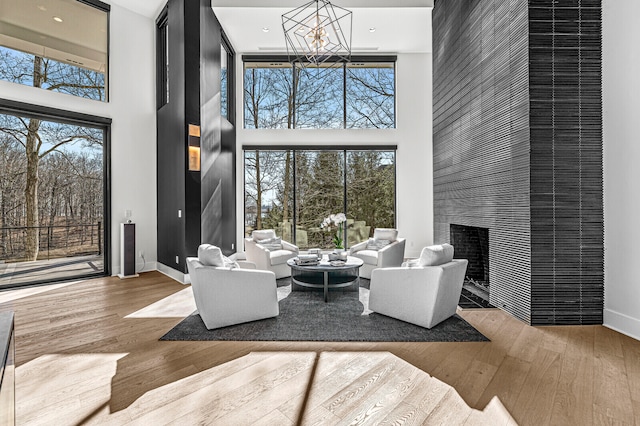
[320,213,347,249]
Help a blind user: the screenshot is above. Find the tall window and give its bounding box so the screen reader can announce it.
[156,7,169,108]
[221,44,229,119]
[0,102,110,288]
[244,147,396,250]
[220,33,234,122]
[0,0,109,101]
[243,57,396,129]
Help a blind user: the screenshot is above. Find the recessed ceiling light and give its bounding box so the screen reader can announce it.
[53,16,63,23]
[369,27,376,33]
[262,27,270,33]
[37,5,47,11]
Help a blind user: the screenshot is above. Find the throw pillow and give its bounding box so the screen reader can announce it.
[198,244,224,267]
[222,255,239,269]
[366,238,378,250]
[252,229,276,241]
[365,238,392,251]
[257,237,282,251]
[375,239,391,250]
[418,243,454,267]
[402,259,421,267]
[257,237,281,245]
[373,228,398,242]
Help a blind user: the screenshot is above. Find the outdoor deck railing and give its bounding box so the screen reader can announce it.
[0,222,102,262]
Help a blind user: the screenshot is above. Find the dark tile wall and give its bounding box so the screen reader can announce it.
[433,0,603,325]
[433,0,532,322]
[529,0,604,325]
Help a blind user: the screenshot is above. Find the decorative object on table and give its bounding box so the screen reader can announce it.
[320,212,347,249]
[294,254,320,266]
[307,248,322,259]
[328,251,347,261]
[282,0,352,68]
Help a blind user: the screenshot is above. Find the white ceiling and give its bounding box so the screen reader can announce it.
[105,0,433,54]
[0,0,108,71]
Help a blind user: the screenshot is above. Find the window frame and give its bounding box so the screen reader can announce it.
[0,97,112,289]
[156,6,169,109]
[242,55,397,130]
[221,30,235,124]
[242,145,397,248]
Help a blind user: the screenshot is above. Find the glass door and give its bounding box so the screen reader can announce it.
[0,110,108,288]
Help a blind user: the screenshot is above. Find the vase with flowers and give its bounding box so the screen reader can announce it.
[320,213,347,250]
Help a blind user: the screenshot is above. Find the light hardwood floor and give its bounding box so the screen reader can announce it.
[1,271,638,425]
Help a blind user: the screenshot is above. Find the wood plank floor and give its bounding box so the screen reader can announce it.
[1,271,638,425]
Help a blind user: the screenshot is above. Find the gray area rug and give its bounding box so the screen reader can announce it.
[160,278,489,342]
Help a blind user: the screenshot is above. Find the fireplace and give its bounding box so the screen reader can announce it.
[450,224,490,305]
[433,0,603,324]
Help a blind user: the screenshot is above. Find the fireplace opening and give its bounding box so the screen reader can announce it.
[450,224,492,308]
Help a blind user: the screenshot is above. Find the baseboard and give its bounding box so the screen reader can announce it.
[604,308,640,341]
[113,261,156,277]
[138,261,157,273]
[156,262,189,284]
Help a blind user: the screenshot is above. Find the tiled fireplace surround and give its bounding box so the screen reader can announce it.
[432,0,604,325]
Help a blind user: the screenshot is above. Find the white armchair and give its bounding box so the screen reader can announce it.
[186,245,279,330]
[349,228,406,279]
[244,229,299,279]
[369,244,468,329]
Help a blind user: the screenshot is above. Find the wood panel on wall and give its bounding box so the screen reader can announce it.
[432,0,603,325]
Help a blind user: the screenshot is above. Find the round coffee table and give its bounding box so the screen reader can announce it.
[287,255,364,302]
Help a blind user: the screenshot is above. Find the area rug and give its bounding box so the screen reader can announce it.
[160,278,489,342]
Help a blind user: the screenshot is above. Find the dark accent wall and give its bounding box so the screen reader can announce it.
[156,0,236,273]
[432,0,603,325]
[528,1,603,324]
[200,8,236,254]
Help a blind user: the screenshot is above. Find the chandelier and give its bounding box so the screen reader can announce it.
[282,0,352,67]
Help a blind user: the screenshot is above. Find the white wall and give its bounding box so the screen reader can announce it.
[603,0,640,340]
[235,53,433,258]
[0,4,157,276]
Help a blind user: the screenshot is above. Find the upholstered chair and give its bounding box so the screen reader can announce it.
[349,228,406,279]
[186,244,279,330]
[244,229,299,279]
[369,244,468,329]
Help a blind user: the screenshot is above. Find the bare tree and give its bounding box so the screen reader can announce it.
[0,136,25,256]
[0,49,104,260]
[244,150,289,231]
[346,66,395,128]
[242,62,396,247]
